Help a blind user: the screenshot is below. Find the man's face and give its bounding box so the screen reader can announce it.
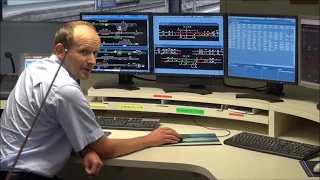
[63,25,101,80]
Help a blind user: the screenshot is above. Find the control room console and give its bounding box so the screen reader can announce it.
[84,82,319,139]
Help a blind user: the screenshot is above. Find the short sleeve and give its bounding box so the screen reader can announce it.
[53,85,104,152]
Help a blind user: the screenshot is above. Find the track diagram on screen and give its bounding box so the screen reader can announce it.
[93,20,147,46]
[155,47,223,69]
[94,49,148,70]
[159,25,219,41]
[95,62,146,69]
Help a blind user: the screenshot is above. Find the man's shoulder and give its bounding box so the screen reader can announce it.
[57,83,83,96]
[27,55,78,90]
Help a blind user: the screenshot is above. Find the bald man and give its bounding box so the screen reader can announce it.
[0,21,181,180]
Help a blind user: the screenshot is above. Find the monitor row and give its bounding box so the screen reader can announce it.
[78,12,319,87]
[22,12,319,90]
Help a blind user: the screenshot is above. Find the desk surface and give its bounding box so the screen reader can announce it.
[1,84,319,179]
[70,118,319,180]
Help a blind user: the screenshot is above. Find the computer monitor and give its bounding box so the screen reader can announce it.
[227,14,298,96]
[80,12,152,90]
[19,53,51,74]
[152,13,225,94]
[298,15,319,110]
[298,16,320,90]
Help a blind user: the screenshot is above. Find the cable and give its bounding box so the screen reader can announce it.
[191,117,231,137]
[223,81,267,92]
[132,75,156,81]
[5,49,68,180]
[205,84,212,91]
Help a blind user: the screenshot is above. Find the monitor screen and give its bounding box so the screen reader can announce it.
[152,13,225,77]
[227,15,297,84]
[298,16,320,90]
[80,12,151,74]
[19,53,51,73]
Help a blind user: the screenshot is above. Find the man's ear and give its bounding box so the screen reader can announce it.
[54,43,66,59]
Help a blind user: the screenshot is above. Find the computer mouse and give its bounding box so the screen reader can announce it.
[313,163,320,173]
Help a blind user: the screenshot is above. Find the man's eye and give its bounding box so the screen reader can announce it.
[81,50,88,54]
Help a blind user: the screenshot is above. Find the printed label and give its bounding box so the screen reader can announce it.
[118,104,144,110]
[153,94,172,99]
[90,103,108,109]
[229,112,244,117]
[176,107,204,115]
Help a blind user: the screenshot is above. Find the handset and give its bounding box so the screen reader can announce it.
[5,49,69,180]
[4,52,16,73]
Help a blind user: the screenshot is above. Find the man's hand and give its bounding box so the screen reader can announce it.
[82,147,103,179]
[144,127,181,147]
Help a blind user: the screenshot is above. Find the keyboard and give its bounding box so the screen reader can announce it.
[95,116,161,131]
[224,132,320,160]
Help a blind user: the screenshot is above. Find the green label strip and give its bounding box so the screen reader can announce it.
[176,107,204,115]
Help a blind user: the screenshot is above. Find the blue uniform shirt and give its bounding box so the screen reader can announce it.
[0,54,104,178]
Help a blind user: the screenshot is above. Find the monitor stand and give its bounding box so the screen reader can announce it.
[163,85,212,95]
[93,74,140,91]
[235,83,284,103]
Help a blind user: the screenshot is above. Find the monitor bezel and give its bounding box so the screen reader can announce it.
[19,53,51,74]
[298,15,320,91]
[225,13,299,85]
[79,11,154,75]
[151,12,226,78]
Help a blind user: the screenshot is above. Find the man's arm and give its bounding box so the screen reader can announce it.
[87,127,180,159]
[70,147,103,178]
[53,85,180,159]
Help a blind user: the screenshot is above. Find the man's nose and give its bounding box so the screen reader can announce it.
[88,54,97,65]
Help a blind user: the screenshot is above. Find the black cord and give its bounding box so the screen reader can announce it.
[205,84,212,91]
[5,50,68,180]
[133,75,156,81]
[10,58,16,74]
[192,117,231,137]
[134,115,231,137]
[223,81,267,92]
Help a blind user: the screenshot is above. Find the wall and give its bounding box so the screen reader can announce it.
[220,0,320,16]
[6,0,64,6]
[1,1,319,92]
[0,21,62,74]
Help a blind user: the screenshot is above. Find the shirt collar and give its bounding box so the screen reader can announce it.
[49,54,78,82]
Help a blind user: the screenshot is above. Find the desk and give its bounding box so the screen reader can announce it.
[1,85,319,179]
[87,85,319,138]
[84,85,319,179]
[66,118,319,180]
